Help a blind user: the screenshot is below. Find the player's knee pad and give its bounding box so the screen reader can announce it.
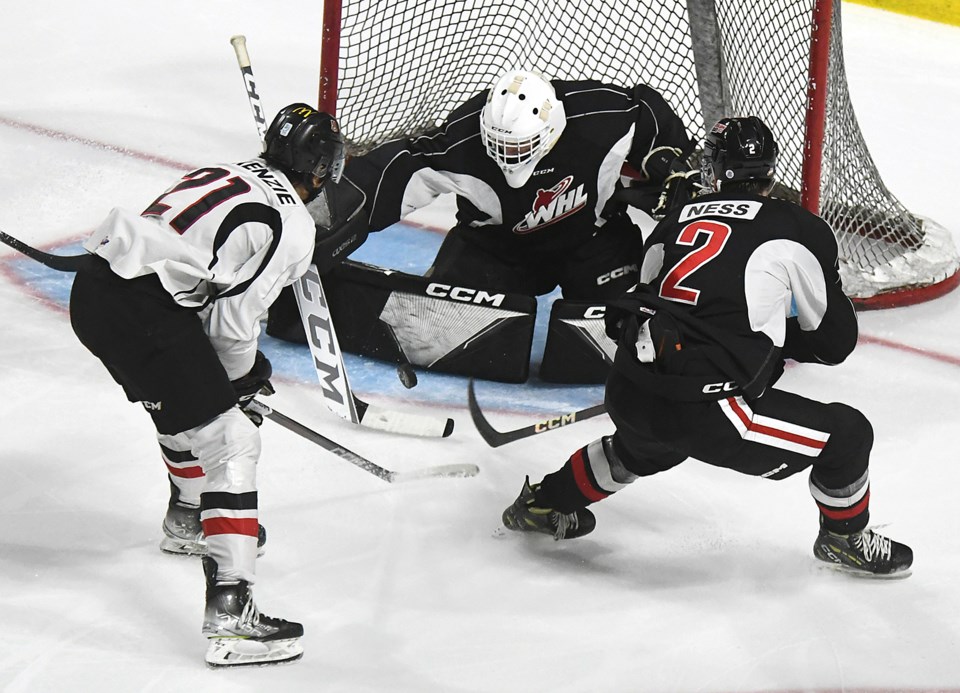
[811,403,872,487]
[184,407,261,494]
[825,402,873,457]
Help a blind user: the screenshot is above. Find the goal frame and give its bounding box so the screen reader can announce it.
[316,0,959,309]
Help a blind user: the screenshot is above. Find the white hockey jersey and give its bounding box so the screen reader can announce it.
[84,159,315,377]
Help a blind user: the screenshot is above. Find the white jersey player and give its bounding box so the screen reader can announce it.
[70,103,345,666]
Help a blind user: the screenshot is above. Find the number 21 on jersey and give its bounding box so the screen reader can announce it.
[142,167,252,234]
[659,219,732,305]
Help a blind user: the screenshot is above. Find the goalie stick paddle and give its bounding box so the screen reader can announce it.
[0,230,91,272]
[467,378,608,448]
[294,265,454,437]
[248,399,476,482]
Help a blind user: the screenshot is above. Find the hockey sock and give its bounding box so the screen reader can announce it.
[537,437,638,513]
[159,438,205,507]
[810,468,870,535]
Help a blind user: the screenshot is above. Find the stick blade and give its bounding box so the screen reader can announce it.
[467,379,608,448]
[388,463,480,483]
[357,398,454,438]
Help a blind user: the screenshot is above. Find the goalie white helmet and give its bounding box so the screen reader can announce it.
[480,70,567,188]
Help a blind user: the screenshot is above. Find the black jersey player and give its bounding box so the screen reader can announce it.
[501,116,913,579]
[343,69,693,300]
[69,104,345,665]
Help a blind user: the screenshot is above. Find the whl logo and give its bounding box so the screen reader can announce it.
[513,175,588,234]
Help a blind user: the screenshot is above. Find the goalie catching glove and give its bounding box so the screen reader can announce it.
[231,350,276,426]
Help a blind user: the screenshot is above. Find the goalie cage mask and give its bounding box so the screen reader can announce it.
[480,70,567,188]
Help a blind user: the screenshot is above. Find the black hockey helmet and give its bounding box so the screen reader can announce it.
[701,116,778,191]
[263,103,345,191]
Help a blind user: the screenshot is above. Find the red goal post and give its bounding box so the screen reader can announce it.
[317,0,959,309]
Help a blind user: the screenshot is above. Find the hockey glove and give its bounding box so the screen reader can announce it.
[651,169,700,219]
[640,146,684,181]
[604,299,636,342]
[231,350,276,426]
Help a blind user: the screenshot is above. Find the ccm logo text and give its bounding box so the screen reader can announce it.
[426,283,506,307]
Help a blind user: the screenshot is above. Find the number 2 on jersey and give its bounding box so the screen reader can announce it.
[659,219,732,304]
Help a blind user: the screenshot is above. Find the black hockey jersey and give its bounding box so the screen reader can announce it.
[344,80,690,254]
[609,191,857,400]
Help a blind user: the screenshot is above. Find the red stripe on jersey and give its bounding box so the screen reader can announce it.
[728,398,827,451]
[571,448,608,503]
[818,490,870,520]
[165,462,204,479]
[202,517,260,538]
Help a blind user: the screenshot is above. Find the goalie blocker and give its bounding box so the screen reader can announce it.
[268,262,616,384]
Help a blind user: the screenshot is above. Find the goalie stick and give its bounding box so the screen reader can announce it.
[229,35,453,438]
[295,265,453,437]
[0,230,90,272]
[467,378,607,448]
[247,399,476,482]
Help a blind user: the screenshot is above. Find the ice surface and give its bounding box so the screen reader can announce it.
[1,2,959,691]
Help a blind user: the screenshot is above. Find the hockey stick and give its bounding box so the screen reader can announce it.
[0,230,91,272]
[467,378,608,448]
[228,36,453,438]
[229,35,267,145]
[247,399,476,482]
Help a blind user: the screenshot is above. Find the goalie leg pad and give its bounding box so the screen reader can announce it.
[539,299,616,384]
[325,261,537,383]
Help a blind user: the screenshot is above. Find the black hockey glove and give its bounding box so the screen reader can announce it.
[639,141,701,219]
[604,306,625,342]
[231,350,275,426]
[640,146,684,181]
[651,169,700,219]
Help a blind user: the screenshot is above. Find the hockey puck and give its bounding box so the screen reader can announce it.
[397,363,418,389]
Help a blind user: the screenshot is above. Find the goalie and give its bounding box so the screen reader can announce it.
[267,68,698,381]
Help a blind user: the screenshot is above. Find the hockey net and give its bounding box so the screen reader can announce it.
[319,0,959,308]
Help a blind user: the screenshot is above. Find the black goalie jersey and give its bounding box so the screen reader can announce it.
[344,80,690,254]
[614,191,858,400]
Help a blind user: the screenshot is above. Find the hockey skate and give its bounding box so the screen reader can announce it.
[502,476,596,540]
[202,557,304,667]
[160,501,266,557]
[813,526,913,579]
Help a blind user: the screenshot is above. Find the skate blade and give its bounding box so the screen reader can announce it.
[159,537,265,558]
[815,560,913,580]
[159,536,207,556]
[205,637,303,668]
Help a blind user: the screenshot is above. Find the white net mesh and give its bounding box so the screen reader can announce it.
[328,0,959,303]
